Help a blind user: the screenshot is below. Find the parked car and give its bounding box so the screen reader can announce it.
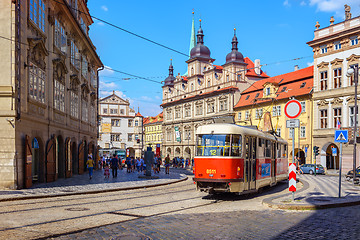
[345,166,360,181]
[299,164,325,174]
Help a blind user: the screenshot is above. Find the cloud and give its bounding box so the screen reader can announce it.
[154,96,161,100]
[101,5,108,12]
[97,22,105,26]
[307,61,314,66]
[99,81,117,89]
[283,0,291,7]
[300,1,306,6]
[99,66,115,77]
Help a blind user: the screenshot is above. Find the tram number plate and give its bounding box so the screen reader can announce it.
[206,169,216,174]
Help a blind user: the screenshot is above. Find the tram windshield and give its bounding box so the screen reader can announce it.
[196,134,242,157]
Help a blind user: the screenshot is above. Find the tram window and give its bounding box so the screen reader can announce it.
[231,134,242,156]
[283,144,287,157]
[252,138,257,159]
[196,134,231,156]
[265,140,271,158]
[245,137,249,159]
[277,143,281,158]
[258,138,262,147]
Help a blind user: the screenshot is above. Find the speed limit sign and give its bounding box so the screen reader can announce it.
[284,99,302,119]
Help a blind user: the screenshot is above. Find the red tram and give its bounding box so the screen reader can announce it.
[193,123,288,194]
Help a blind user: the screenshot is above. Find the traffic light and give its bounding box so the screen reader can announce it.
[313,146,319,156]
[137,139,140,144]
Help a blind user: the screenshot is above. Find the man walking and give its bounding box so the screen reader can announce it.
[165,154,170,174]
[111,154,119,178]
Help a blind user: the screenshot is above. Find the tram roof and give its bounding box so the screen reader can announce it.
[196,123,287,143]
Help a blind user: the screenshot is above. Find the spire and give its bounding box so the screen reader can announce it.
[232,28,238,51]
[197,19,204,45]
[189,10,196,57]
[169,59,174,76]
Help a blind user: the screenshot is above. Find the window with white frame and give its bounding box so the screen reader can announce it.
[320,109,327,129]
[272,106,277,117]
[70,41,80,69]
[226,75,229,82]
[276,128,281,137]
[300,126,306,138]
[167,111,172,120]
[333,68,342,89]
[276,105,281,116]
[90,105,95,125]
[255,109,259,119]
[111,119,120,127]
[185,107,191,117]
[111,134,121,142]
[103,108,107,114]
[167,131,171,141]
[219,99,228,111]
[81,100,88,122]
[191,83,194,91]
[265,87,270,96]
[135,134,139,140]
[70,92,79,118]
[351,36,358,46]
[110,109,118,114]
[334,41,341,50]
[333,108,342,128]
[320,71,328,90]
[135,120,139,126]
[54,18,67,51]
[29,0,45,32]
[320,45,327,54]
[184,130,191,140]
[207,102,215,113]
[29,62,45,103]
[238,112,241,120]
[196,105,203,115]
[128,119,133,127]
[207,80,211,87]
[349,106,358,127]
[54,80,65,112]
[256,108,263,119]
[245,111,250,120]
[128,134,133,141]
[175,109,181,119]
[82,55,88,78]
[301,101,306,113]
[349,64,358,86]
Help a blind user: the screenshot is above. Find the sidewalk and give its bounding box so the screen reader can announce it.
[0,167,189,202]
[263,174,360,210]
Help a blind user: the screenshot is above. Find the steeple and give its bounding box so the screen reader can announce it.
[196,19,204,45]
[189,10,196,57]
[169,59,174,76]
[231,28,238,51]
[163,59,175,87]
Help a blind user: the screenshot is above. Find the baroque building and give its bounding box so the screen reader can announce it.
[234,66,314,165]
[143,112,163,156]
[0,0,103,189]
[161,22,268,160]
[307,5,360,171]
[98,91,136,158]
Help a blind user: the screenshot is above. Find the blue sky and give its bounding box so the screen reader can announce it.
[87,0,360,117]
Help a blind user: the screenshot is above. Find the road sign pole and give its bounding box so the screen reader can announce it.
[292,127,295,201]
[339,143,343,198]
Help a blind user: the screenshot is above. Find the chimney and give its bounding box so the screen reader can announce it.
[294,65,299,71]
[254,59,261,75]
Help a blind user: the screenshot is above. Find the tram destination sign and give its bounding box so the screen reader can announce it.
[286,119,300,128]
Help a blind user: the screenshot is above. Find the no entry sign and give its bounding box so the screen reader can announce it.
[284,99,302,119]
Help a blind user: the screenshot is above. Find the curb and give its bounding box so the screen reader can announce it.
[0,175,188,203]
[263,177,360,210]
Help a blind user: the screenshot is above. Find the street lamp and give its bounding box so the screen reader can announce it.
[346,65,359,184]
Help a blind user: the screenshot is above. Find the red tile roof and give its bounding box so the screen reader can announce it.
[234,66,313,108]
[214,65,223,70]
[135,112,143,117]
[244,57,269,78]
[143,112,163,125]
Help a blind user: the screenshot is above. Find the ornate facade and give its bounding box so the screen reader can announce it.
[0,0,102,189]
[307,5,360,171]
[161,23,268,160]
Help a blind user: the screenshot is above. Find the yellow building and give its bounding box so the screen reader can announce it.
[144,113,163,156]
[234,66,314,164]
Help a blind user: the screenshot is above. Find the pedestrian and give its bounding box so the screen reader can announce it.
[104,163,110,179]
[111,154,119,178]
[157,157,162,173]
[126,157,131,173]
[86,155,94,180]
[165,154,170,174]
[136,157,141,172]
[131,157,135,172]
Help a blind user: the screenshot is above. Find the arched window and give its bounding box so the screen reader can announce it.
[207,80,211,87]
[191,83,194,91]
[191,67,194,76]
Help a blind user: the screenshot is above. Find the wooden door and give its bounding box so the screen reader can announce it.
[24,135,32,188]
[78,142,84,174]
[46,138,56,182]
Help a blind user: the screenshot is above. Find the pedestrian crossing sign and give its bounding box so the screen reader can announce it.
[334,130,348,143]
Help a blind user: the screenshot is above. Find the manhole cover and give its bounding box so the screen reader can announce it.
[65,207,90,211]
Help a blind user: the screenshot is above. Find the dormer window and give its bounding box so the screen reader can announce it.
[300,82,306,88]
[245,95,250,100]
[265,87,270,96]
[351,36,358,46]
[255,93,260,98]
[281,87,287,92]
[334,41,341,50]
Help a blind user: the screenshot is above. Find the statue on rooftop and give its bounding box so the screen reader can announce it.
[345,4,352,20]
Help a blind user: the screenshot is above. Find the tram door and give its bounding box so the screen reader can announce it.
[271,142,276,184]
[244,137,256,191]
